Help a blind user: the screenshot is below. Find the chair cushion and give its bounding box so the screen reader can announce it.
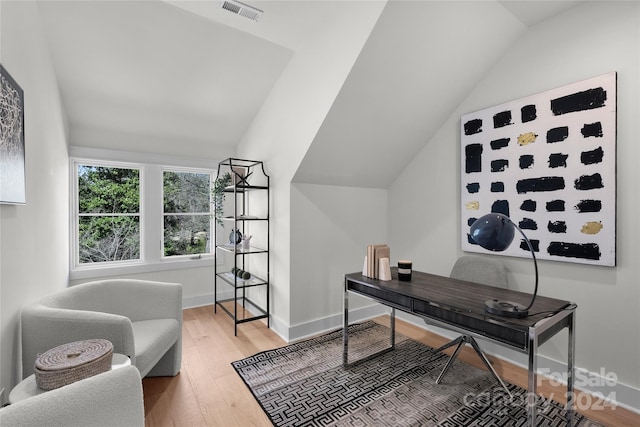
[131,319,180,376]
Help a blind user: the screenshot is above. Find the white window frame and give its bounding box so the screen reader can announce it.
[70,147,216,281]
[71,159,145,269]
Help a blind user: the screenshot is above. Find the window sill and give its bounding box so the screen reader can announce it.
[70,256,215,281]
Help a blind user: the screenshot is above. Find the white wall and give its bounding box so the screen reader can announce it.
[389,0,639,410]
[293,0,526,189]
[290,183,388,339]
[0,1,70,401]
[237,1,386,339]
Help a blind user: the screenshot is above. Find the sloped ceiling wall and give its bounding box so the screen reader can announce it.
[37,0,294,152]
[292,1,529,188]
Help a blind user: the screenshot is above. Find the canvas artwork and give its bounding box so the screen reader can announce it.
[460,72,616,266]
[1,64,26,205]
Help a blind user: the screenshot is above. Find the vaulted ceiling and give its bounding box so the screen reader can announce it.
[37,0,296,151]
[37,0,584,186]
[293,0,585,188]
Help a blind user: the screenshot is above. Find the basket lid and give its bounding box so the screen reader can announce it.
[35,339,113,372]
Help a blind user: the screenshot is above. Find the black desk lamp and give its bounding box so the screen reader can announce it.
[469,213,538,318]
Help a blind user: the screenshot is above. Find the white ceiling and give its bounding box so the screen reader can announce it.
[37,0,298,150]
[165,0,354,51]
[37,0,584,184]
[497,0,584,27]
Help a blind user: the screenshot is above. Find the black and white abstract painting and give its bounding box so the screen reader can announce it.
[1,64,26,205]
[461,72,616,266]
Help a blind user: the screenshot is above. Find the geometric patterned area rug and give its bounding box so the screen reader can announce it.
[232,321,604,427]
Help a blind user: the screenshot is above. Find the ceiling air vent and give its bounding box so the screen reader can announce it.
[220,0,263,22]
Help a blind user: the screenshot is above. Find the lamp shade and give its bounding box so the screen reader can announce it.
[469,213,515,251]
[469,212,539,318]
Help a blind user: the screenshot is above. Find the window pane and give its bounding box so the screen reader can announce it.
[163,171,210,213]
[164,215,210,256]
[78,165,140,213]
[79,216,140,263]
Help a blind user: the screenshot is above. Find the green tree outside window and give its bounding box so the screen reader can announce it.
[77,165,140,263]
[163,171,212,257]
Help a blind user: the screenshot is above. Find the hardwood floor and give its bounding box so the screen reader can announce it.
[143,305,283,427]
[143,306,639,426]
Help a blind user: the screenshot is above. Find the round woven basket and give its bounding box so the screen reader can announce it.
[34,339,113,390]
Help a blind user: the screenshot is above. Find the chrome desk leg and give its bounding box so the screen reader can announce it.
[343,282,395,366]
[390,307,396,348]
[566,310,576,424]
[343,279,349,366]
[527,328,538,427]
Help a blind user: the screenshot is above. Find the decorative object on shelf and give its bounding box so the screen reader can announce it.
[231,267,251,280]
[470,212,538,318]
[213,172,232,226]
[241,234,252,251]
[231,165,250,186]
[397,260,412,281]
[0,64,26,205]
[34,339,113,390]
[461,72,617,266]
[229,228,242,245]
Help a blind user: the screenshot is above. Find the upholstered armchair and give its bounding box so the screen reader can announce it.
[21,279,182,379]
[1,366,144,427]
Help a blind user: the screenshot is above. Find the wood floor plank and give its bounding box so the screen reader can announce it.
[143,307,638,426]
[214,372,272,427]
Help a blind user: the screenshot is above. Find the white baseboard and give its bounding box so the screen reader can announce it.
[182,294,214,309]
[288,304,388,342]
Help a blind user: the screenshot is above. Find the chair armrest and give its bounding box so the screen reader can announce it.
[21,305,135,378]
[1,366,144,427]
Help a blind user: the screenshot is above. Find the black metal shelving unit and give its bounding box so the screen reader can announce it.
[214,158,270,336]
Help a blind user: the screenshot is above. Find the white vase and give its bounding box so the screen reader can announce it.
[241,235,252,251]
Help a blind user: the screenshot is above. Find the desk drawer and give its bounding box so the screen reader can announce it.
[349,282,412,310]
[413,300,527,350]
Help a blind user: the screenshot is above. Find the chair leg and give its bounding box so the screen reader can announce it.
[435,335,513,399]
[466,336,513,399]
[435,338,466,385]
[435,335,464,353]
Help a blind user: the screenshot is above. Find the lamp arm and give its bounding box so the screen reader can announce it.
[510,220,539,312]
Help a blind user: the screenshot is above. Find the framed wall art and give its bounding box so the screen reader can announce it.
[1,64,26,205]
[461,72,616,266]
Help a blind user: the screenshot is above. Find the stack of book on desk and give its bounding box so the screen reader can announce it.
[364,244,391,281]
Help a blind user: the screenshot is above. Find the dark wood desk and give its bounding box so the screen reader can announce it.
[343,268,576,427]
